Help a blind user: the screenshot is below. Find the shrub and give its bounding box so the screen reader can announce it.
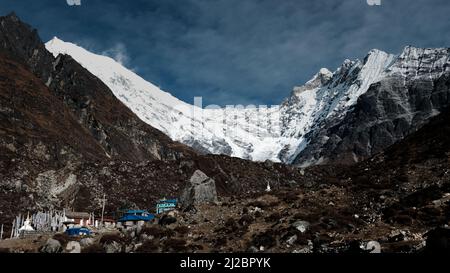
[224,218,239,232]
[0,248,10,253]
[53,233,71,246]
[141,225,175,238]
[163,238,188,252]
[100,233,123,244]
[141,226,164,237]
[265,212,281,223]
[238,214,254,226]
[188,244,204,251]
[159,215,177,226]
[393,214,413,225]
[174,226,190,235]
[214,237,228,247]
[280,191,298,202]
[252,231,276,249]
[135,240,159,253]
[81,243,104,253]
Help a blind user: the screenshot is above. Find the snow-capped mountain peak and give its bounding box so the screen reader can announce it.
[45,38,450,165]
[292,68,333,96]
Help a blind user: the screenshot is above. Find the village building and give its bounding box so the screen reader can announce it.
[116,210,155,229]
[63,212,93,229]
[97,218,116,229]
[65,227,91,236]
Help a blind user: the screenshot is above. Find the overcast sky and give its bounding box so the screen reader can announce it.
[1,0,450,105]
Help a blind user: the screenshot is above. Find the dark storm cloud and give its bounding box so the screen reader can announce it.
[1,0,450,105]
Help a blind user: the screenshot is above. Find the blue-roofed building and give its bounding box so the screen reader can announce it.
[65,227,91,236]
[117,210,155,229]
[156,199,178,214]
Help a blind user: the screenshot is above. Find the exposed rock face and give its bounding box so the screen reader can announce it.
[0,51,108,213]
[0,13,194,163]
[0,13,196,229]
[180,170,219,209]
[47,53,193,162]
[293,48,450,166]
[0,13,54,81]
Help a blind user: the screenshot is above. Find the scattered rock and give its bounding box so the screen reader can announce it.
[286,235,298,245]
[363,241,381,253]
[238,214,254,226]
[292,220,310,233]
[388,230,407,242]
[345,240,366,253]
[40,238,62,253]
[125,244,134,253]
[80,238,95,247]
[66,241,81,253]
[293,240,313,253]
[104,241,122,253]
[247,246,259,253]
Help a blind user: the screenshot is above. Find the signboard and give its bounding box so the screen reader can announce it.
[156,199,178,214]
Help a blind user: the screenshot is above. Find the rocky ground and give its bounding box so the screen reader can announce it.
[0,187,447,254]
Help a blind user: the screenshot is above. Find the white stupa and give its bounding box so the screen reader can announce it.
[265,182,271,192]
[19,215,35,232]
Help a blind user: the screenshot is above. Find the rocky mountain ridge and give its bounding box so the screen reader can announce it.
[0,12,194,164]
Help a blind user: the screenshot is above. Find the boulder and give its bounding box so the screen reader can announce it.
[80,238,95,248]
[125,244,134,253]
[363,241,381,253]
[292,220,310,233]
[40,238,62,253]
[180,170,219,210]
[247,246,259,253]
[287,235,298,245]
[159,215,177,226]
[104,241,122,253]
[66,241,81,253]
